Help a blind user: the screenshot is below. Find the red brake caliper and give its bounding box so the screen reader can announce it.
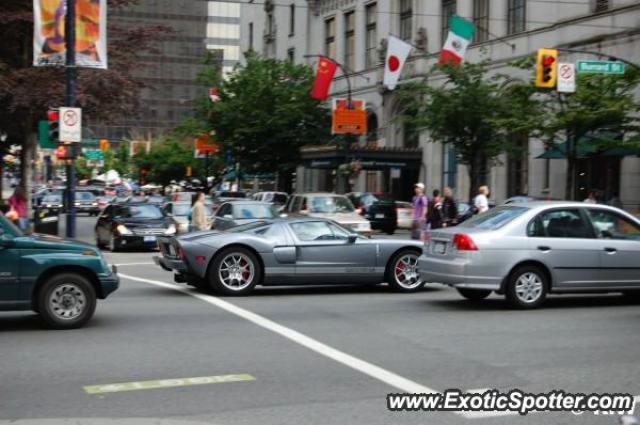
[240,259,250,280]
[395,261,405,277]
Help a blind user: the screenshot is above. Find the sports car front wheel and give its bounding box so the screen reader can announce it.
[208,247,261,296]
[385,250,424,293]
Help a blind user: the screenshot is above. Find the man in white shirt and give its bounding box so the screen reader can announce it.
[474,185,490,214]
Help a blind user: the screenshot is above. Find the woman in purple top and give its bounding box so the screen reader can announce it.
[411,183,428,240]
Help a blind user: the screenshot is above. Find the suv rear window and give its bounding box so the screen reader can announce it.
[459,206,528,230]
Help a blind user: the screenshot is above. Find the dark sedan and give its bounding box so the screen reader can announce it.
[75,191,100,216]
[95,203,176,251]
[348,192,397,235]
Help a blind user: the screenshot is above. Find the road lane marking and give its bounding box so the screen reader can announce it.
[119,273,438,396]
[110,262,155,267]
[84,373,255,394]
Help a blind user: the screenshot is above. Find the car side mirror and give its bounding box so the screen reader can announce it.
[347,234,357,244]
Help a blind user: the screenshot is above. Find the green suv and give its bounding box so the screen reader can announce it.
[0,216,119,329]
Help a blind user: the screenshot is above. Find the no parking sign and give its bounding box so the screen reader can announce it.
[557,63,576,93]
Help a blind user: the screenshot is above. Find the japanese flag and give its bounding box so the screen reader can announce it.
[383,35,412,91]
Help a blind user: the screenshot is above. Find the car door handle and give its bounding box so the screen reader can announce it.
[604,247,617,253]
[537,246,551,252]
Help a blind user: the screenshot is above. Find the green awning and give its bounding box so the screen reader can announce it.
[536,132,640,159]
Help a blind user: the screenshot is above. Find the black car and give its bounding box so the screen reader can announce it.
[95,203,176,251]
[347,192,397,235]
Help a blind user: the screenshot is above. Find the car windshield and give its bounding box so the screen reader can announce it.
[116,204,164,219]
[309,196,355,214]
[270,193,288,204]
[75,192,94,201]
[233,204,276,219]
[458,206,529,230]
[43,195,61,203]
[148,196,164,202]
[0,215,23,237]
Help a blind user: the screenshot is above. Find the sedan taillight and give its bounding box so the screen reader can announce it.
[453,233,478,251]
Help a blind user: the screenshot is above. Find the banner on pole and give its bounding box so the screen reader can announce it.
[33,0,108,69]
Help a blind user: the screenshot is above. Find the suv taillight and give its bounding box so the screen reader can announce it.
[453,233,478,251]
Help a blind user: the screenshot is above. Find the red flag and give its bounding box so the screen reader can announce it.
[310,57,337,100]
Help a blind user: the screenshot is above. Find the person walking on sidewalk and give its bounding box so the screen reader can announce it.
[411,183,428,240]
[441,187,458,227]
[8,186,28,231]
[473,185,490,214]
[428,189,444,230]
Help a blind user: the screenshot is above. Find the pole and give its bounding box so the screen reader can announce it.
[65,0,77,238]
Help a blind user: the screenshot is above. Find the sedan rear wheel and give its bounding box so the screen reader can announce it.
[386,250,423,293]
[209,247,261,296]
[506,266,547,309]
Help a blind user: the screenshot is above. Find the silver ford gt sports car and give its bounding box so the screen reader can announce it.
[154,218,423,295]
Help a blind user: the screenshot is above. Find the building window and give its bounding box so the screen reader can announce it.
[325,18,336,59]
[289,4,295,35]
[507,0,526,34]
[365,3,377,68]
[399,0,412,42]
[404,122,419,149]
[441,0,456,45]
[248,22,254,50]
[267,13,274,36]
[472,0,489,43]
[344,11,355,70]
[442,144,457,189]
[366,111,378,143]
[593,0,609,12]
[287,48,295,62]
[507,134,529,197]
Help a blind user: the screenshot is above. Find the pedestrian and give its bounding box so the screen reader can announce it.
[8,186,28,231]
[583,190,598,204]
[190,192,208,232]
[473,185,490,214]
[607,191,623,209]
[428,189,444,229]
[411,183,428,240]
[441,187,458,227]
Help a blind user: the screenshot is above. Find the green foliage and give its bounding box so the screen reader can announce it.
[131,138,209,186]
[179,52,331,190]
[397,61,535,199]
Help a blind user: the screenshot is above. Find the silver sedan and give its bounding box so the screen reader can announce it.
[418,202,640,308]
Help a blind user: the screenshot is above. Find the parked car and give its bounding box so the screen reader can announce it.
[95,203,176,251]
[172,192,195,203]
[147,194,167,206]
[284,193,371,236]
[252,191,289,206]
[0,215,119,329]
[212,201,278,230]
[154,218,423,295]
[75,191,100,216]
[396,201,414,229]
[418,202,640,309]
[164,201,213,233]
[40,194,64,210]
[348,192,397,235]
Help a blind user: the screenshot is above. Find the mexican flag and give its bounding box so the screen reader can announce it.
[439,15,475,65]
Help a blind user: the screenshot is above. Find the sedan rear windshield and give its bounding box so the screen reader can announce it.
[458,206,528,230]
[309,196,355,213]
[233,204,276,219]
[75,192,95,200]
[115,204,163,219]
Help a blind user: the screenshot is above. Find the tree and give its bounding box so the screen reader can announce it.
[181,52,331,192]
[0,0,170,200]
[527,67,640,200]
[397,62,536,200]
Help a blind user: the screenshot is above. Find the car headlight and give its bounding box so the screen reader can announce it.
[165,224,177,235]
[355,222,371,231]
[92,202,98,206]
[116,224,132,235]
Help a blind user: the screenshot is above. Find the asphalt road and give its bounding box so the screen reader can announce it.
[1,214,639,425]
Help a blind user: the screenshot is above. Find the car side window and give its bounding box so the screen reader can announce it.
[327,222,351,240]
[528,209,594,239]
[586,209,640,240]
[291,196,302,213]
[218,203,231,217]
[291,221,335,241]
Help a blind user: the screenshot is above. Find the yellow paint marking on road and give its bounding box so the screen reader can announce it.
[84,373,255,394]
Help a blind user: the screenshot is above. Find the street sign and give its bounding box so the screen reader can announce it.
[59,107,82,142]
[331,98,367,135]
[86,159,104,168]
[557,63,576,93]
[576,60,625,74]
[84,150,104,161]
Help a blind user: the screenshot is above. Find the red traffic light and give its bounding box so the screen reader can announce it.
[542,55,555,66]
[47,110,59,122]
[55,145,68,159]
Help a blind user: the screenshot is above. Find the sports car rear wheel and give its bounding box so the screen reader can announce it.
[385,250,423,293]
[209,247,261,296]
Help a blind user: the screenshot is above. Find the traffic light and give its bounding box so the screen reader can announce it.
[99,139,109,151]
[535,48,558,88]
[47,109,60,142]
[55,144,78,160]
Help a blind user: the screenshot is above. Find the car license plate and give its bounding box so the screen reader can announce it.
[375,213,385,219]
[434,241,447,255]
[144,236,156,243]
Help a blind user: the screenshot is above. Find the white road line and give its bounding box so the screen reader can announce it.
[118,272,438,396]
[112,262,155,267]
